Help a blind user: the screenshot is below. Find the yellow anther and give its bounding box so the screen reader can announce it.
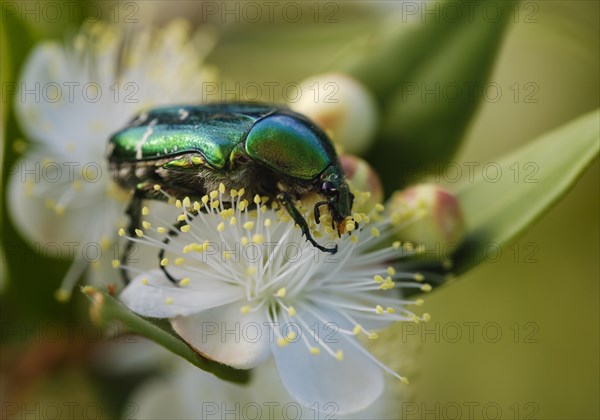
[141,277,149,285]
[245,266,257,276]
[153,184,161,191]
[404,242,415,252]
[386,307,396,313]
[231,189,238,198]
[135,229,144,237]
[375,305,384,314]
[211,200,220,209]
[309,347,321,355]
[193,201,201,211]
[375,203,385,212]
[401,377,410,385]
[160,258,168,267]
[368,333,379,340]
[239,200,248,211]
[275,288,287,298]
[180,225,190,233]
[243,221,255,230]
[353,213,362,223]
[352,325,362,335]
[415,299,425,307]
[118,228,126,237]
[422,313,432,322]
[252,233,265,244]
[420,284,432,292]
[371,227,381,237]
[217,222,225,232]
[335,350,344,361]
[111,260,120,268]
[179,277,190,286]
[264,218,272,227]
[254,194,261,205]
[142,206,150,216]
[54,205,65,216]
[260,205,267,213]
[201,195,209,204]
[286,332,297,341]
[240,305,251,315]
[142,221,151,229]
[238,188,245,197]
[210,190,218,199]
[392,241,401,249]
[175,199,182,208]
[414,273,425,282]
[219,183,226,194]
[351,236,359,244]
[380,277,395,290]
[387,266,396,276]
[157,227,166,234]
[177,214,186,222]
[230,217,237,225]
[54,289,70,302]
[288,306,296,317]
[165,297,174,305]
[183,197,191,208]
[175,257,185,266]
[241,236,249,246]
[374,275,384,283]
[277,338,289,347]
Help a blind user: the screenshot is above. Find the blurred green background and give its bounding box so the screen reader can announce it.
[1,1,598,419]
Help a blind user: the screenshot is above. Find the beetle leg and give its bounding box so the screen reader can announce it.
[277,192,337,254]
[313,201,328,224]
[121,190,144,284]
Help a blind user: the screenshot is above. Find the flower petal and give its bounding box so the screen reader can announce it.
[120,270,243,318]
[271,308,384,415]
[171,303,270,370]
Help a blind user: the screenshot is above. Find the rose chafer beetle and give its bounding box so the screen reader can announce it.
[108,102,355,278]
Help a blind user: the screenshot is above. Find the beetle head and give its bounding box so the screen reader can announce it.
[317,167,355,235]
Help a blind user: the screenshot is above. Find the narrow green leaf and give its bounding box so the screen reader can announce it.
[452,109,600,275]
[82,288,250,384]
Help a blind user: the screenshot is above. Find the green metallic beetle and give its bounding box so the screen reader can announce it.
[108,103,355,269]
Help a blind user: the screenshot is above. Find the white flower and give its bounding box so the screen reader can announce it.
[7,20,216,299]
[119,185,431,414]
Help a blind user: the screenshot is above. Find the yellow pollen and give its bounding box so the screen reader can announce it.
[141,277,149,285]
[375,305,384,315]
[157,227,166,234]
[380,277,395,290]
[231,189,238,198]
[209,190,218,199]
[160,258,168,267]
[392,241,401,249]
[386,307,395,313]
[201,195,209,204]
[420,284,432,292]
[387,266,396,276]
[217,222,225,232]
[375,203,385,212]
[286,332,297,341]
[219,183,226,194]
[287,306,296,317]
[175,257,185,266]
[373,275,384,284]
[238,188,245,197]
[175,199,182,208]
[275,288,287,298]
[134,229,143,237]
[414,273,425,282]
[371,227,381,237]
[111,260,120,269]
[177,214,186,222]
[179,277,190,286]
[352,325,362,335]
[210,200,220,209]
[254,194,261,204]
[240,305,251,314]
[118,228,126,237]
[252,233,265,244]
[165,297,174,305]
[422,313,432,322]
[277,338,289,347]
[142,221,151,229]
[401,377,410,385]
[193,201,201,211]
[142,206,150,216]
[180,225,190,233]
[243,221,255,230]
[309,347,320,355]
[239,200,248,211]
[153,184,161,191]
[230,217,237,225]
[335,350,344,361]
[368,333,379,340]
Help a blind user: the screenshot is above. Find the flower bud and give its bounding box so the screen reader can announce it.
[290,73,378,155]
[340,154,383,213]
[387,185,464,252]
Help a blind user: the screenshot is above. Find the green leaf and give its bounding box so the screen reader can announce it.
[452,109,600,275]
[333,0,515,191]
[82,287,250,384]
